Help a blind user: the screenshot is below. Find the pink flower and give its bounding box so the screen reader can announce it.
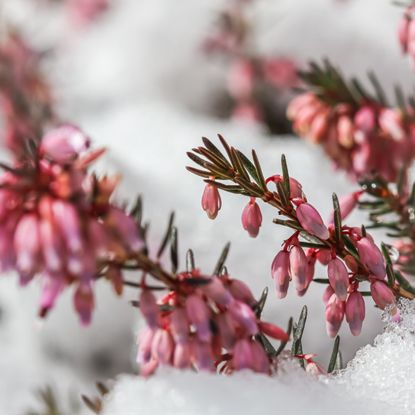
[227,59,255,100]
[271,250,290,299]
[201,183,222,219]
[258,321,289,342]
[325,294,345,338]
[40,125,90,164]
[170,308,189,344]
[379,109,406,142]
[398,11,411,53]
[263,57,298,89]
[345,291,365,336]
[289,245,308,292]
[296,202,330,240]
[228,300,258,336]
[201,277,233,306]
[67,0,109,26]
[327,258,349,301]
[227,279,256,306]
[73,282,94,326]
[232,339,253,370]
[241,197,262,237]
[329,191,361,223]
[370,281,396,310]
[185,294,211,342]
[139,289,159,329]
[356,237,386,279]
[152,329,174,365]
[173,342,192,369]
[322,285,335,306]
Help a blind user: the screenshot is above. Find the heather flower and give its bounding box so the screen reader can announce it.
[66,0,109,26]
[289,245,308,292]
[370,280,396,310]
[0,126,143,322]
[329,191,361,222]
[327,258,349,301]
[325,294,345,338]
[345,291,365,336]
[201,182,222,219]
[241,197,262,237]
[271,250,290,299]
[356,236,386,279]
[296,202,330,240]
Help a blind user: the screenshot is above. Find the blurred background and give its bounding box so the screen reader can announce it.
[0,0,413,413]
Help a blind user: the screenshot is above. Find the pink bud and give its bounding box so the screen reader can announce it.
[289,178,304,199]
[201,277,232,306]
[173,342,192,369]
[232,339,253,370]
[39,274,64,317]
[201,183,221,220]
[356,237,386,279]
[193,340,214,371]
[107,207,144,252]
[39,219,62,272]
[228,279,256,306]
[258,321,289,342]
[379,108,405,141]
[73,282,94,326]
[344,254,359,273]
[287,93,315,119]
[250,340,270,373]
[296,203,330,240]
[241,198,262,238]
[289,245,308,292]
[139,289,159,329]
[139,358,158,377]
[228,300,258,336]
[137,327,155,364]
[329,191,360,223]
[216,312,237,350]
[325,294,345,338]
[52,200,82,253]
[40,125,90,164]
[354,106,376,133]
[271,250,290,299]
[327,258,349,301]
[309,111,329,142]
[316,249,331,265]
[322,285,335,306]
[170,308,189,343]
[337,115,354,148]
[227,59,254,100]
[185,294,211,342]
[152,329,174,365]
[345,291,365,336]
[370,281,396,310]
[14,214,40,276]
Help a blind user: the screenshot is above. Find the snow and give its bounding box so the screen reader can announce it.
[0,0,414,413]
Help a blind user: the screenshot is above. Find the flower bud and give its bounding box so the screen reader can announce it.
[356,237,386,279]
[325,294,345,338]
[201,183,221,220]
[258,321,289,342]
[14,214,40,276]
[289,245,308,292]
[39,274,64,317]
[271,250,290,299]
[241,198,262,238]
[345,291,365,336]
[296,203,330,240]
[173,342,192,369]
[370,281,396,310]
[227,59,254,100]
[316,249,331,265]
[228,300,258,336]
[228,279,256,306]
[193,341,214,371]
[202,277,232,306]
[250,340,270,373]
[40,124,90,164]
[73,281,94,326]
[216,312,237,350]
[185,294,211,342]
[137,327,155,364]
[379,108,405,142]
[329,191,361,223]
[309,111,329,143]
[152,329,174,364]
[398,13,411,53]
[232,339,253,370]
[327,258,349,301]
[139,289,159,329]
[337,115,354,148]
[170,308,189,343]
[354,106,376,133]
[322,285,335,306]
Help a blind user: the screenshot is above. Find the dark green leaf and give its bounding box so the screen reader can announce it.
[186,249,195,272]
[327,335,340,373]
[157,212,175,259]
[213,242,231,275]
[170,227,179,274]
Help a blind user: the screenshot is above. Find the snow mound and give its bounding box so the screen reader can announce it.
[333,299,415,415]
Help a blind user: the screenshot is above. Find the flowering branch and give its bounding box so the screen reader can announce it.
[287,60,415,181]
[187,135,415,339]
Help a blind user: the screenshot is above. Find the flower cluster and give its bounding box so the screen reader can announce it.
[0,124,143,324]
[202,0,298,133]
[0,32,54,157]
[188,136,411,339]
[65,0,110,26]
[137,270,289,376]
[287,92,415,182]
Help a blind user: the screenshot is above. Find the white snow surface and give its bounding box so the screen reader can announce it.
[0,0,415,413]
